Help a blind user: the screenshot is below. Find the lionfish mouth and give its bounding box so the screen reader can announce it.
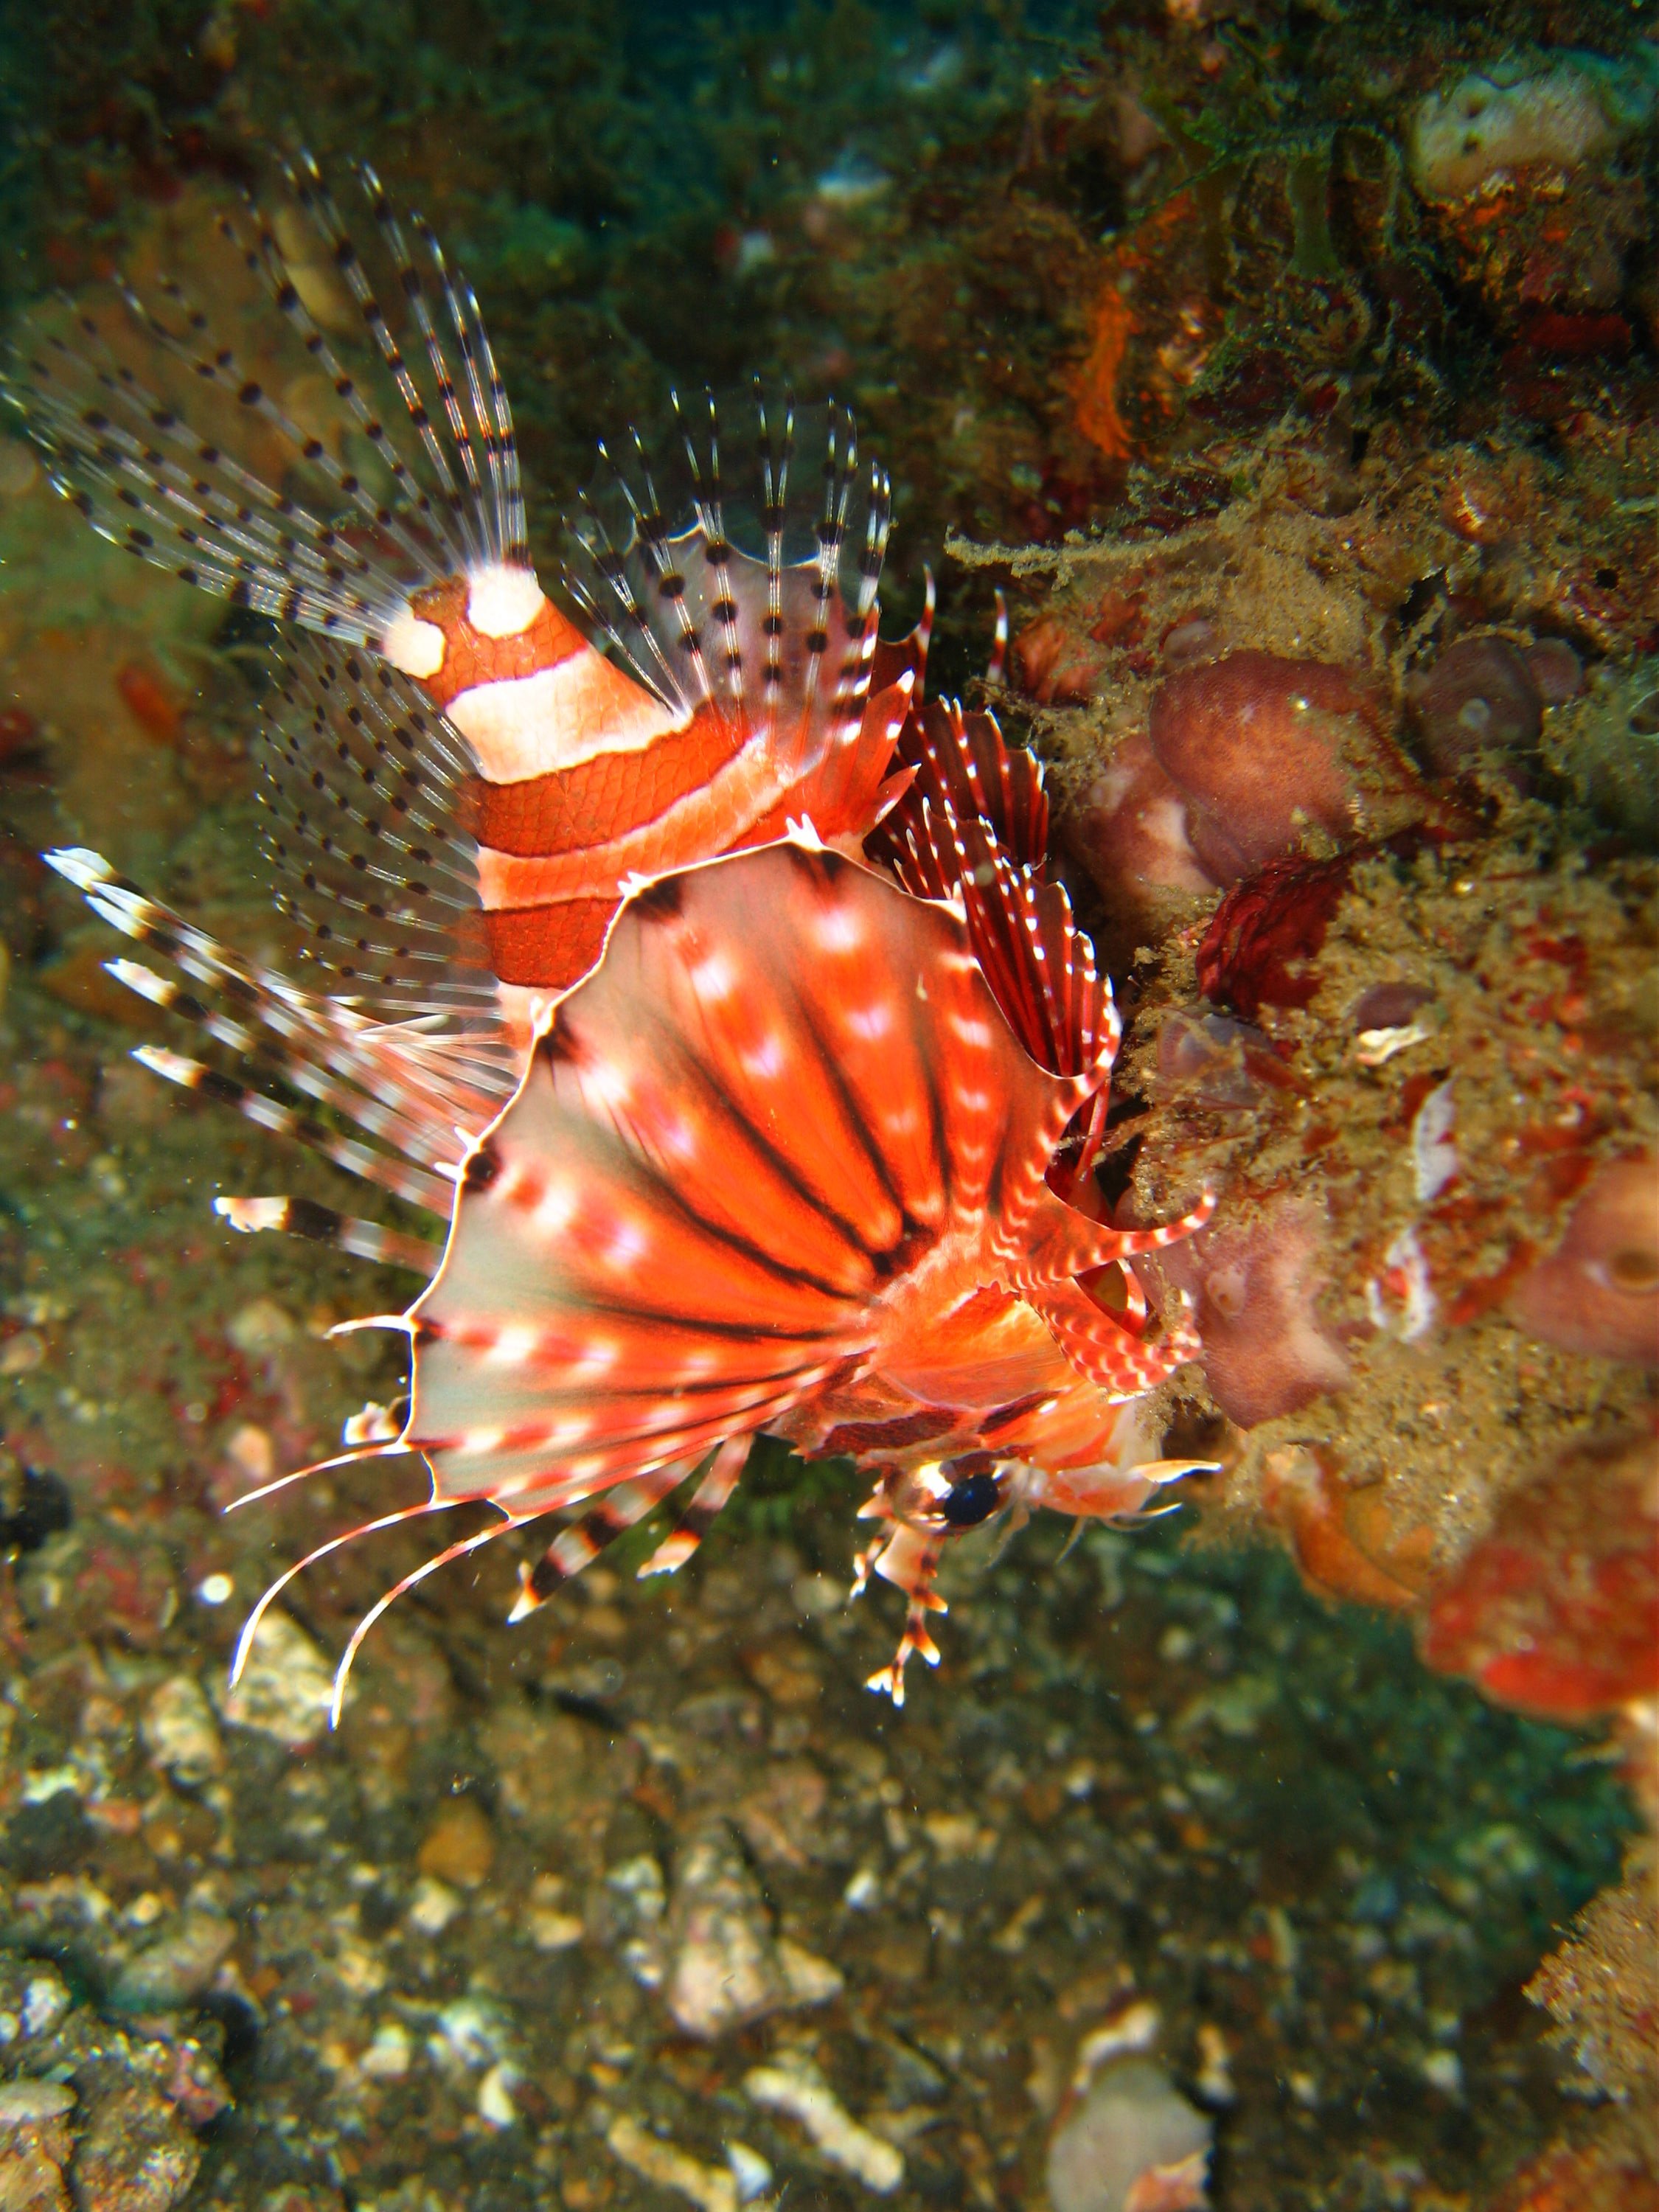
[15,155,1213,1713]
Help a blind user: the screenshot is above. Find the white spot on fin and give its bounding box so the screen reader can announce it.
[466,563,548,639]
[216,1196,287,1234]
[44,846,116,892]
[380,610,447,679]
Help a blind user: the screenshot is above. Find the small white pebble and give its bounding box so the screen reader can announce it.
[725,2142,774,2202]
[607,2114,738,2212]
[607,1854,667,1920]
[432,1997,507,2070]
[776,1938,844,2008]
[0,2079,74,2126]
[21,1768,80,1805]
[407,1875,463,1935]
[142,1674,224,1787]
[745,2059,904,2196]
[195,1573,234,1607]
[1420,2049,1463,2095]
[476,2061,520,2128]
[21,1975,69,2038]
[218,1607,340,1745]
[529,1907,585,1952]
[842,1866,881,1911]
[1195,2023,1235,2106]
[1074,2000,1161,2087]
[359,2022,412,2081]
[1354,1020,1431,1068]
[224,1422,276,1485]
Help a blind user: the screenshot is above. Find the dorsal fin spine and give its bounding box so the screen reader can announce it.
[675,387,746,719]
[631,422,715,709]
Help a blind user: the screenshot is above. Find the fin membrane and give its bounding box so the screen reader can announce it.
[561,387,891,778]
[408,844,1102,1516]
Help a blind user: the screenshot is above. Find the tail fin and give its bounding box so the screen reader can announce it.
[4,158,531,666]
[44,846,510,1214]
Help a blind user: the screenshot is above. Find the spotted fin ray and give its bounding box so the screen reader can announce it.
[5,155,529,653]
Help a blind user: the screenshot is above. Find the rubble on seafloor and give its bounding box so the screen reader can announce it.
[0,1345,1641,2211]
[0,0,1656,2204]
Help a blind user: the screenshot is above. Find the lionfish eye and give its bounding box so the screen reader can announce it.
[940,1469,1003,1528]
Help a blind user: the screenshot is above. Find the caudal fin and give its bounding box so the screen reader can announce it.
[4,157,532,663]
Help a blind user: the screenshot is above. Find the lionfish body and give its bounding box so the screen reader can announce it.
[11,164,1212,1704]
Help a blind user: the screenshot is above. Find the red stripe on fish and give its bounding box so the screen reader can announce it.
[481,897,619,991]
[15,164,903,1055]
[476,714,746,858]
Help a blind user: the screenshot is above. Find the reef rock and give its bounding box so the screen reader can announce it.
[1506,1154,1659,1368]
[1046,2056,1211,2212]
[1408,49,1658,339]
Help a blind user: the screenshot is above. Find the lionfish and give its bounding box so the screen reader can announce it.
[9,160,1214,1711]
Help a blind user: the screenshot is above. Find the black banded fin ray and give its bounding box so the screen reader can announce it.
[42,846,513,1216]
[2,158,530,654]
[216,1193,442,1274]
[260,636,510,1049]
[560,386,891,778]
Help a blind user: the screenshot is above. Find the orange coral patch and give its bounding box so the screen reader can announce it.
[1074,285,1136,462]
[1420,1429,1659,1721]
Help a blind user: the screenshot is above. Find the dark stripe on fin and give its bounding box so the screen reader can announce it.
[636,1433,751,1577]
[509,1461,695,1617]
[215,1192,442,1274]
[46,845,514,1174]
[131,1043,454,1213]
[260,636,509,1055]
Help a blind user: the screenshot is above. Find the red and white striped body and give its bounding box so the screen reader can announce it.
[382,560,912,1054]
